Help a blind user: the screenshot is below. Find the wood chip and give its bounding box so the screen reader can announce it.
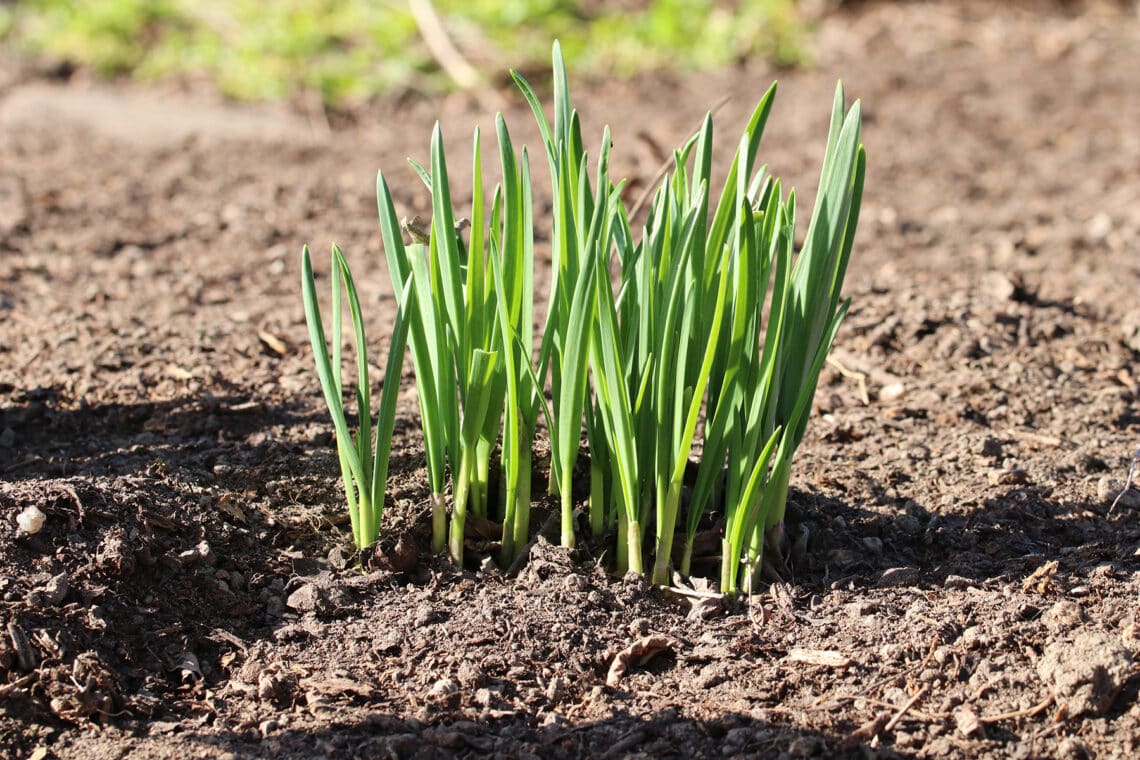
[165,363,195,380]
[787,648,853,668]
[954,706,981,737]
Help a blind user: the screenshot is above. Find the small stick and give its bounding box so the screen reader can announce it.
[826,355,870,405]
[1109,446,1140,515]
[979,695,1053,724]
[821,694,940,721]
[884,684,929,732]
[627,96,732,223]
[657,585,723,599]
[1003,427,1065,449]
[409,0,482,90]
[837,711,890,752]
[505,510,560,576]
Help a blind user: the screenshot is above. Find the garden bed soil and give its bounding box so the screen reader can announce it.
[2,1,1140,757]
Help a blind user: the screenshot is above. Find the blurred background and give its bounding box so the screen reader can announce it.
[0,0,812,105]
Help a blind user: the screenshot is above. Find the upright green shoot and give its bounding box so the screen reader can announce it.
[300,244,412,550]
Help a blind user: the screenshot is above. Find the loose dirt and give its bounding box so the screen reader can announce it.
[2,2,1139,757]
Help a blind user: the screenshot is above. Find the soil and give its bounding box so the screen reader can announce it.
[3,1,1140,758]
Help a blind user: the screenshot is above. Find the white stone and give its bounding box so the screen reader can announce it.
[16,505,46,535]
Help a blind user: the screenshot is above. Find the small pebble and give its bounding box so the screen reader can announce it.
[545,676,569,704]
[42,573,69,606]
[285,584,324,613]
[1086,213,1112,241]
[987,467,1027,486]
[879,382,906,401]
[16,505,46,535]
[981,271,1017,301]
[427,678,459,700]
[978,436,1003,457]
[1123,310,1140,353]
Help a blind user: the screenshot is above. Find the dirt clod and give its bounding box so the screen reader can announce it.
[1043,600,1088,634]
[1037,633,1133,717]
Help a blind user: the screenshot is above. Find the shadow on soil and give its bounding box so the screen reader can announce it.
[0,385,327,481]
[790,483,1140,593]
[3,384,1136,759]
[186,708,863,759]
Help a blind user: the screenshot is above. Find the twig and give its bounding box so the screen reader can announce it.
[409,0,482,90]
[627,96,731,223]
[60,483,85,524]
[826,355,870,405]
[1109,446,1140,515]
[657,585,723,599]
[820,694,941,721]
[505,510,560,576]
[1004,427,1066,449]
[828,347,906,388]
[884,684,929,732]
[979,695,1053,724]
[837,711,890,752]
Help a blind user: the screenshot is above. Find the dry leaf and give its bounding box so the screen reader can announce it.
[215,495,248,524]
[1022,560,1059,594]
[606,635,676,687]
[258,330,289,356]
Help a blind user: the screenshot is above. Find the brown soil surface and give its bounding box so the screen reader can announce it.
[3,2,1140,757]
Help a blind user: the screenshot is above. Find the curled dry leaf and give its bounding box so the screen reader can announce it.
[257,330,289,356]
[606,635,676,687]
[1022,560,1059,594]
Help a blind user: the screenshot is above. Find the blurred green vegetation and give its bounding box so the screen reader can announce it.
[0,1,807,104]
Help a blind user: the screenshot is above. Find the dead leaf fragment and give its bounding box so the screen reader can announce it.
[258,330,289,356]
[786,648,853,668]
[214,495,248,524]
[607,635,676,687]
[1022,560,1059,594]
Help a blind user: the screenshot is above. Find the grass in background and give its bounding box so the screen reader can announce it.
[1,0,806,104]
